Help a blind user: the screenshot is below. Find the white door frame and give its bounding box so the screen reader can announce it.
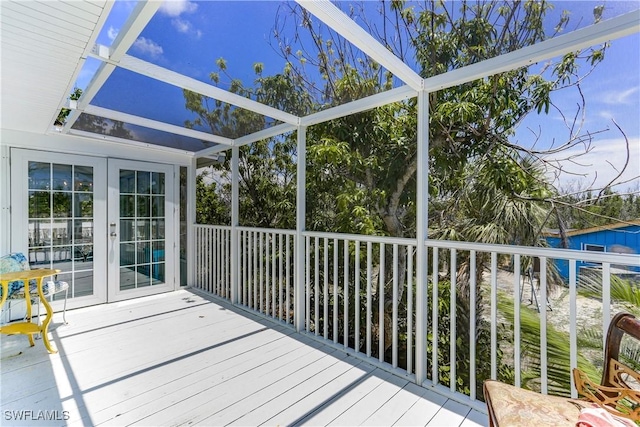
[107,159,177,302]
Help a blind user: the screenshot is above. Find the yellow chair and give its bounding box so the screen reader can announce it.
[0,252,69,324]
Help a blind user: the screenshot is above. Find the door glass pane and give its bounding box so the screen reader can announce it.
[120,169,166,290]
[27,161,95,298]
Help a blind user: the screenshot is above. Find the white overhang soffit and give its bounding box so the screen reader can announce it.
[83,105,234,146]
[48,1,115,133]
[63,1,161,133]
[423,10,640,93]
[296,0,424,91]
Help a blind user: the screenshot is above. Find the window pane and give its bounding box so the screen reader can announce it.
[74,193,93,218]
[120,195,135,217]
[137,195,150,217]
[120,170,135,193]
[53,192,72,218]
[120,219,135,242]
[28,162,50,190]
[74,166,93,191]
[152,172,165,194]
[53,164,72,191]
[52,220,71,245]
[137,171,151,194]
[29,191,50,218]
[152,196,164,217]
[73,219,93,244]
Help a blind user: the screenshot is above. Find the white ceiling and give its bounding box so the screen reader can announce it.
[0,0,110,134]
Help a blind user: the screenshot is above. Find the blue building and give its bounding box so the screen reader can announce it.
[545,220,640,281]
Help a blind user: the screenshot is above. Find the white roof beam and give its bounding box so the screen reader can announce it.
[423,10,640,92]
[83,105,234,146]
[63,1,161,132]
[300,85,417,127]
[232,123,299,149]
[296,0,423,91]
[68,129,196,156]
[103,54,300,126]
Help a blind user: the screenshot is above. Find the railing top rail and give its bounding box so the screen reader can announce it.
[424,239,640,265]
[237,226,297,236]
[303,230,417,246]
[194,224,232,231]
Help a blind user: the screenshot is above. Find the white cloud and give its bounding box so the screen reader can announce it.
[600,86,640,105]
[159,0,198,17]
[543,137,640,192]
[107,26,119,41]
[172,18,191,33]
[132,37,163,59]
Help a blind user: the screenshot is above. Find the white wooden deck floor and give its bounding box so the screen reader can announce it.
[1,289,488,427]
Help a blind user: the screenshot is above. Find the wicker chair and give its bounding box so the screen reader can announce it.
[0,252,69,324]
[484,312,640,426]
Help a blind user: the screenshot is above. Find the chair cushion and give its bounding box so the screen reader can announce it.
[484,379,590,427]
[0,252,33,299]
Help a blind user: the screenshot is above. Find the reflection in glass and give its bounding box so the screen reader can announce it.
[53,192,72,217]
[73,271,93,297]
[152,196,164,217]
[73,219,93,244]
[120,219,135,242]
[119,267,136,290]
[29,191,50,218]
[120,243,135,266]
[120,195,135,217]
[53,164,72,191]
[137,195,150,217]
[152,172,165,194]
[29,220,52,246]
[136,219,151,241]
[28,162,50,190]
[29,247,50,266]
[74,193,93,217]
[137,171,151,194]
[152,241,165,261]
[52,247,72,271]
[120,170,135,193]
[151,263,165,284]
[75,245,93,265]
[52,220,71,244]
[137,241,150,264]
[152,219,165,239]
[137,265,151,287]
[74,166,93,191]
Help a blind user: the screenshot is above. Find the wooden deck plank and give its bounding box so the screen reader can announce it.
[260,360,377,426]
[0,289,486,427]
[329,372,409,426]
[392,387,449,426]
[361,381,432,426]
[297,368,394,425]
[428,398,473,427]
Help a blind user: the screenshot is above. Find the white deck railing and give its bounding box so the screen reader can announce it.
[193,224,640,408]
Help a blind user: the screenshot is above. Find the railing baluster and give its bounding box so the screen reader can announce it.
[344,239,350,349]
[379,242,385,363]
[431,247,438,383]
[367,241,372,358]
[279,233,284,321]
[314,236,320,335]
[407,245,413,376]
[323,238,329,339]
[491,251,497,380]
[253,231,258,311]
[286,234,291,324]
[333,238,339,344]
[469,249,476,401]
[272,233,277,317]
[540,256,548,395]
[514,254,521,389]
[306,235,310,331]
[259,232,264,314]
[570,259,578,398]
[450,248,457,392]
[355,241,361,355]
[392,244,398,368]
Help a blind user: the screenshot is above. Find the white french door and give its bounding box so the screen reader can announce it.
[107,159,176,302]
[11,150,178,310]
[11,149,108,309]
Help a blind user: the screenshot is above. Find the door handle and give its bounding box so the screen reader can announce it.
[109,222,117,238]
[110,232,117,237]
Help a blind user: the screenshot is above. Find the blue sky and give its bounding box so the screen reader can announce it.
[77,0,639,192]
